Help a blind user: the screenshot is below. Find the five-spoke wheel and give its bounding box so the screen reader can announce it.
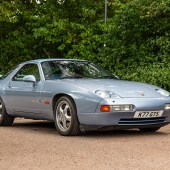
[54,96,80,136]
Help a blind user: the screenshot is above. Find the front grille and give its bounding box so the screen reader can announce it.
[119,117,167,126]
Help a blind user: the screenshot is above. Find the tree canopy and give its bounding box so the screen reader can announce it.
[0,0,169,91]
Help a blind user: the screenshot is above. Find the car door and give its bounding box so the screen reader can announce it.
[5,63,43,115]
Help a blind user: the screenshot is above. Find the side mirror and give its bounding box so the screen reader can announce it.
[23,75,36,87]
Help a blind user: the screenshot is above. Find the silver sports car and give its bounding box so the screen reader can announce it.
[0,59,170,136]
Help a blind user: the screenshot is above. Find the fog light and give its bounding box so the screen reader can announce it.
[165,104,170,110]
[112,105,133,111]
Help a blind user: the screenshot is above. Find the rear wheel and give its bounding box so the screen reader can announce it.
[139,127,161,133]
[0,98,14,126]
[54,96,81,136]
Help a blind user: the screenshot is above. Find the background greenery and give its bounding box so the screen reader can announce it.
[0,0,169,91]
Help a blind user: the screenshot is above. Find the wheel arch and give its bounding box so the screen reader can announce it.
[52,93,77,111]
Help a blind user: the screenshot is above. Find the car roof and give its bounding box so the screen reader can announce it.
[23,58,87,64]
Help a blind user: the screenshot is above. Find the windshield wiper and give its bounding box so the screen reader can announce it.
[60,75,84,79]
[95,75,116,79]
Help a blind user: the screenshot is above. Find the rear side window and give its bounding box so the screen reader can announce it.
[13,64,40,81]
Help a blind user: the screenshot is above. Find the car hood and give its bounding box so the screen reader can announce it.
[61,79,162,98]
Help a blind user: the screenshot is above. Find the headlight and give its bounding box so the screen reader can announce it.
[95,90,121,99]
[112,105,134,111]
[156,89,170,97]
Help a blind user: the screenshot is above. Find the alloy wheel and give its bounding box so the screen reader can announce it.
[56,101,72,132]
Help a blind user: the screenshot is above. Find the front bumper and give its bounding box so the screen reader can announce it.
[77,97,170,128]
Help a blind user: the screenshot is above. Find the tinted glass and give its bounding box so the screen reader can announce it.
[41,60,115,80]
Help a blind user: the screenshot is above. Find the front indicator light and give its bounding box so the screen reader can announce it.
[165,104,170,110]
[100,105,110,112]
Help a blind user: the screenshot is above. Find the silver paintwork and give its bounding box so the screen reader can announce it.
[0,58,169,130]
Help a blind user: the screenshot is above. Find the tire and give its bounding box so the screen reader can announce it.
[0,98,14,126]
[54,96,81,136]
[139,127,161,133]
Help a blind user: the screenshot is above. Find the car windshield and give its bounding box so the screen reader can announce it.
[41,60,117,80]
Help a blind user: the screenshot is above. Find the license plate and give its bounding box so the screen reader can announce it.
[134,111,163,118]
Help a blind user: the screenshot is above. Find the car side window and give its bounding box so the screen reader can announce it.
[13,64,40,81]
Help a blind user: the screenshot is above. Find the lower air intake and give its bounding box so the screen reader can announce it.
[119,117,167,126]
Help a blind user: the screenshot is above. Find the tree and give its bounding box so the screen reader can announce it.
[98,0,170,90]
[0,0,169,91]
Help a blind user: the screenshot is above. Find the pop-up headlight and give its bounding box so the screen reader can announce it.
[165,104,170,110]
[156,89,170,97]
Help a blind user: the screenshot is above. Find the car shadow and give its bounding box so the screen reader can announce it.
[81,129,168,138]
[13,119,56,133]
[12,119,169,137]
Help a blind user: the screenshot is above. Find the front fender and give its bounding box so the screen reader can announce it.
[41,80,103,120]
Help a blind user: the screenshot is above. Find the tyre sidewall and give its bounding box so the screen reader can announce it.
[0,97,14,126]
[54,96,80,136]
[0,98,5,124]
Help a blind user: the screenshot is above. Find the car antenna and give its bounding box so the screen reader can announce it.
[43,48,50,59]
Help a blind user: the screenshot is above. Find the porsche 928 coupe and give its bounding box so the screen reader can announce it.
[0,59,170,136]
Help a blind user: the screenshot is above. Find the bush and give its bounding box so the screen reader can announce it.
[0,0,169,91]
[97,0,170,91]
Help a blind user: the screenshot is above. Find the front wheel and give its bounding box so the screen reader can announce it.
[0,98,14,126]
[139,127,161,133]
[54,96,81,136]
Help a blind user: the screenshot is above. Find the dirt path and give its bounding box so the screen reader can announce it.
[0,118,170,170]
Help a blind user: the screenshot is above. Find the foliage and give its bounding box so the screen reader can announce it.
[98,0,170,91]
[0,0,169,91]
